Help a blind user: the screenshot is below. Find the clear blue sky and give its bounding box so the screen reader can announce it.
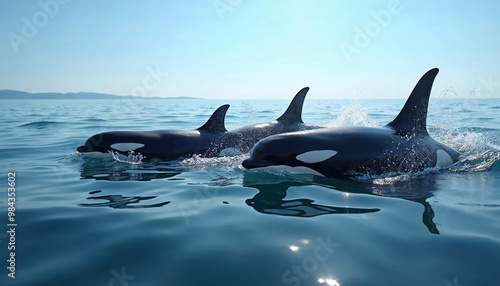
[1,0,499,99]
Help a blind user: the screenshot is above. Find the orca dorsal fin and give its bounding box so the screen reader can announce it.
[386,68,439,136]
[197,104,229,133]
[276,87,309,123]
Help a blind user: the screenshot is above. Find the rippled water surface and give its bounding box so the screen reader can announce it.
[1,97,500,286]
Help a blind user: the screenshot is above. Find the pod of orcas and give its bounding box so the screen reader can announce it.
[78,68,461,178]
[242,68,461,178]
[77,87,320,160]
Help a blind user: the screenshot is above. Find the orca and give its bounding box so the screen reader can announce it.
[77,87,319,160]
[242,68,461,178]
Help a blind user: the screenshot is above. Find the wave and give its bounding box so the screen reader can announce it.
[452,150,500,173]
[83,118,106,122]
[19,120,60,128]
[431,126,500,173]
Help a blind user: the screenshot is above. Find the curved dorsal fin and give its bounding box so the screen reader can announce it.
[276,87,309,123]
[197,104,229,133]
[386,68,439,136]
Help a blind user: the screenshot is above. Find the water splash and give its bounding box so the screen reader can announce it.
[351,133,500,180]
[110,150,145,165]
[322,101,500,179]
[430,126,500,173]
[179,153,246,170]
[453,150,500,173]
[325,102,380,128]
[352,167,442,183]
[241,101,256,124]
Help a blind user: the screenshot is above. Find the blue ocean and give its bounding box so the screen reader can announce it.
[1,97,499,286]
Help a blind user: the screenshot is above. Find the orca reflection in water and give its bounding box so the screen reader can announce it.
[77,87,319,160]
[80,191,171,209]
[79,159,181,181]
[243,69,461,178]
[314,174,441,234]
[245,172,441,234]
[243,173,380,218]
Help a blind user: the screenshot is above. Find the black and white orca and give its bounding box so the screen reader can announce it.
[242,68,461,178]
[77,87,320,160]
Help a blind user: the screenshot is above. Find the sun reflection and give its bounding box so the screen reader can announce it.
[318,278,340,286]
[342,193,351,198]
[289,245,299,252]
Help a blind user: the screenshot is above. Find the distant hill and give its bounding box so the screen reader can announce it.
[0,90,202,100]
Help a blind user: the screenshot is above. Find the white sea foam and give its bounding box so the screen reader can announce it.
[111,150,145,165]
[178,153,247,172]
[325,102,380,128]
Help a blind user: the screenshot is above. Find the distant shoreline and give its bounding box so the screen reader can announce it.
[0,90,203,100]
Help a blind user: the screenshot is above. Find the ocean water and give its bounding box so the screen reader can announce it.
[1,97,499,286]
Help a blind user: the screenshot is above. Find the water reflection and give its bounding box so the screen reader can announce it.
[80,191,171,209]
[315,174,440,234]
[78,157,442,234]
[79,159,181,181]
[244,172,441,234]
[326,174,441,234]
[243,174,380,217]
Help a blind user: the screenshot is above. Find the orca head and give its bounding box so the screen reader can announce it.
[242,132,338,177]
[77,133,110,158]
[77,132,146,158]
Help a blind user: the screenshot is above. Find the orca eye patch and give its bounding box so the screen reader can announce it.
[296,150,338,164]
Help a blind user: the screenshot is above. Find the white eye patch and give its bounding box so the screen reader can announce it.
[110,143,145,152]
[296,150,338,164]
